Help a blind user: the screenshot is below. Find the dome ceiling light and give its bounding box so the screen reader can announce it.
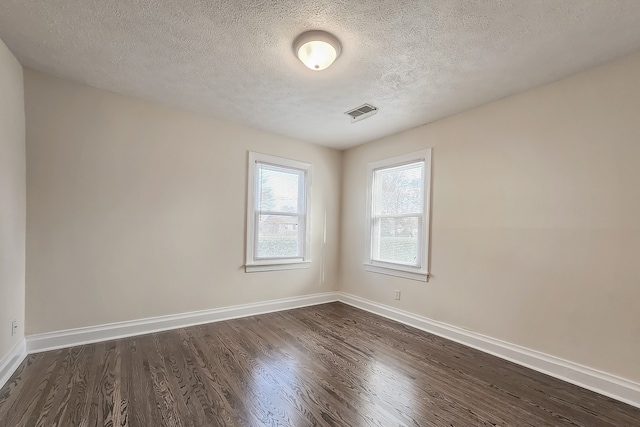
[293,30,341,71]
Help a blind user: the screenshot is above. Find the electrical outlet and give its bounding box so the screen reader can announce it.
[11,319,17,336]
[395,290,401,300]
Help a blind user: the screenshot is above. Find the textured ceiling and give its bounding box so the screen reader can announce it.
[2,1,640,149]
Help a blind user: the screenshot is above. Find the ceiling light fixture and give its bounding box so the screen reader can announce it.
[293,30,341,71]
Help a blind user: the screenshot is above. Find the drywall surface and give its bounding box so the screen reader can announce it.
[340,51,640,382]
[0,39,25,360]
[24,70,341,334]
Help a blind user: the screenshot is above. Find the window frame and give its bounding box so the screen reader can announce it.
[364,149,432,281]
[246,151,312,272]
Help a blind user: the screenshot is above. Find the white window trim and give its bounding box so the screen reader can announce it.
[246,151,312,273]
[364,149,432,282]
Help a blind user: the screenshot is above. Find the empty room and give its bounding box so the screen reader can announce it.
[1,1,639,426]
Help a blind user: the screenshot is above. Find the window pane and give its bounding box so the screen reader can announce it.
[374,162,423,215]
[256,214,301,258]
[257,164,302,213]
[377,216,420,266]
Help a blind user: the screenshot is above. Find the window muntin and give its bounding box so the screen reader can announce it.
[365,149,431,281]
[255,163,305,259]
[371,161,424,267]
[246,152,311,272]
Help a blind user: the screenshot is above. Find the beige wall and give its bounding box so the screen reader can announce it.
[340,51,640,382]
[24,70,342,334]
[0,40,26,360]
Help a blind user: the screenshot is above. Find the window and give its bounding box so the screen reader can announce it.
[246,152,311,272]
[365,149,432,281]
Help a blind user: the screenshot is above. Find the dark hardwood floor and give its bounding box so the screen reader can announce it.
[1,302,638,426]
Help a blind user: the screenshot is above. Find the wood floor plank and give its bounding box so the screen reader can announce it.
[46,347,85,425]
[125,337,163,427]
[234,315,373,426]
[1,302,639,426]
[16,351,65,427]
[176,326,249,426]
[159,332,210,426]
[192,323,305,426]
[0,355,40,422]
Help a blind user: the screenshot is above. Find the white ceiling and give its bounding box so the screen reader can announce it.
[2,1,640,149]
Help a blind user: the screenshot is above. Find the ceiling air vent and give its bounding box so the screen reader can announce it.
[345,103,378,123]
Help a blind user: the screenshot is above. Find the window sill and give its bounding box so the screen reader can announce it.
[245,261,311,273]
[363,263,429,282]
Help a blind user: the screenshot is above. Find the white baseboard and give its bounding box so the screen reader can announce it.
[336,292,640,409]
[26,292,338,353]
[0,339,27,391]
[22,290,640,409]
